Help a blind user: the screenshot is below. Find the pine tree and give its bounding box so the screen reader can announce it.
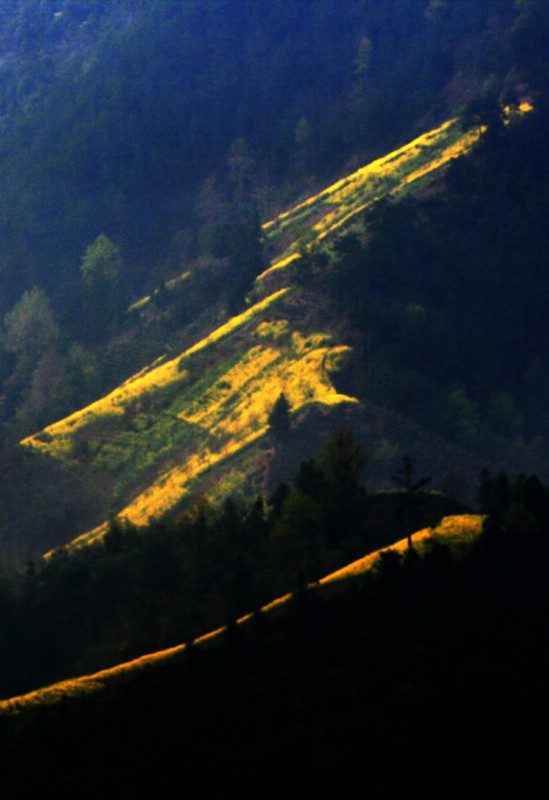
[391,456,431,549]
[268,393,291,441]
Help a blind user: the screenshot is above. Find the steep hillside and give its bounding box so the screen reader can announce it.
[259,116,481,283]
[0,4,547,792]
[1,509,546,798]
[0,514,482,709]
[19,117,485,550]
[23,286,357,546]
[1,1,547,566]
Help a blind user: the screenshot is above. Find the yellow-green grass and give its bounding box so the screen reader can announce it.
[69,428,268,546]
[30,287,356,551]
[259,102,533,283]
[19,113,476,544]
[0,514,482,715]
[21,115,501,463]
[320,513,483,585]
[24,108,528,546]
[22,288,291,457]
[258,118,482,281]
[67,330,357,547]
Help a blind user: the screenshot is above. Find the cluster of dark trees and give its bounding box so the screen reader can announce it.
[0,432,461,701]
[1,468,547,797]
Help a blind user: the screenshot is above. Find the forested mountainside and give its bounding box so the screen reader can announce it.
[0,2,548,792]
[13,116,485,552]
[1,495,548,797]
[0,0,535,315]
[1,82,547,565]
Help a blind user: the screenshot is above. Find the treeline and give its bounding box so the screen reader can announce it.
[0,432,462,700]
[1,471,547,797]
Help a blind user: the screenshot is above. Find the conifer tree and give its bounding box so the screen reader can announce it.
[391,456,431,549]
[268,393,291,441]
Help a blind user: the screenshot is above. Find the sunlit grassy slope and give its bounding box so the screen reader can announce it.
[23,289,290,455]
[258,117,482,281]
[0,514,483,713]
[24,285,357,547]
[21,114,493,548]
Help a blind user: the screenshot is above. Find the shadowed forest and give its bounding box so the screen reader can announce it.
[0,2,548,793]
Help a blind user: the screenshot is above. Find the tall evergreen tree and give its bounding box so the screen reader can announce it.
[391,456,431,549]
[268,393,291,442]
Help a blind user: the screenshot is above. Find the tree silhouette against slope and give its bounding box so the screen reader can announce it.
[268,392,291,442]
[391,456,431,549]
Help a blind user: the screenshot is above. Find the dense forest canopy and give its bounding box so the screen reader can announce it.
[0,0,528,313]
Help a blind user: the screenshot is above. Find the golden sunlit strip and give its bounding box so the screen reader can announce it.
[23,106,528,550]
[22,287,291,452]
[0,515,483,714]
[66,334,357,548]
[257,118,484,281]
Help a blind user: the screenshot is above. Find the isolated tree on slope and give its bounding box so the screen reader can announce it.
[80,234,125,339]
[269,393,291,442]
[391,456,431,549]
[80,234,122,288]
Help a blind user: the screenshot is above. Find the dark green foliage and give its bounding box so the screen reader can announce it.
[80,234,122,289]
[0,440,101,570]
[1,480,547,797]
[0,0,545,537]
[268,392,291,442]
[391,455,432,548]
[194,140,266,310]
[0,0,523,319]
[324,103,549,476]
[477,469,549,536]
[0,11,548,789]
[477,468,511,518]
[0,438,461,699]
[461,85,505,137]
[79,234,127,340]
[318,427,367,489]
[0,287,68,431]
[512,0,549,92]
[316,428,368,546]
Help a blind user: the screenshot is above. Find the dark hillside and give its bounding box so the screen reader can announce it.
[1,496,547,797]
[0,8,547,793]
[0,3,547,793]
[321,103,549,477]
[0,440,467,700]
